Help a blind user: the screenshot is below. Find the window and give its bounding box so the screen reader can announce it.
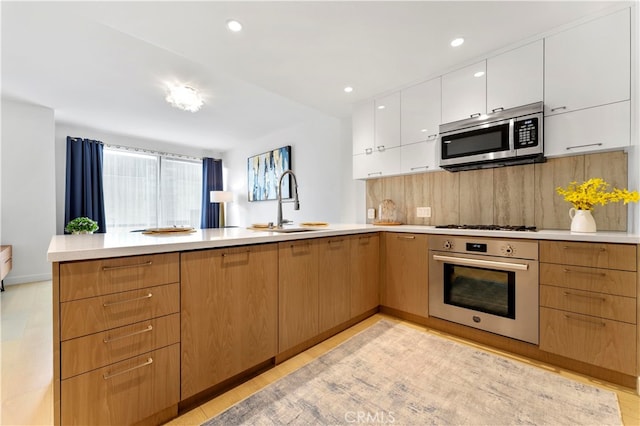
[103,148,202,231]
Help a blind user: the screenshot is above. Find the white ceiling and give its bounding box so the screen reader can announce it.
[1,1,625,152]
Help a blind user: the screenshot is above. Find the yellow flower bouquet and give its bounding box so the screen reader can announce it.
[556,178,639,210]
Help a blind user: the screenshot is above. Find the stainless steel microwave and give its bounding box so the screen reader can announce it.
[439,102,544,172]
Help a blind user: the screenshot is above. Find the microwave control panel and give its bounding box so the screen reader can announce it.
[514,118,538,148]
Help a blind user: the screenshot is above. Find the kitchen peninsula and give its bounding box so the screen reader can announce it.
[48,225,640,425]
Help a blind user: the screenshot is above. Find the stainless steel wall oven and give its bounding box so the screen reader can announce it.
[428,235,539,344]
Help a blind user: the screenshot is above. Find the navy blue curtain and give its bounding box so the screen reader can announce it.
[64,137,107,233]
[200,158,223,228]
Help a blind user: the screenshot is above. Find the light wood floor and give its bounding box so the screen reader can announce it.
[2,281,639,425]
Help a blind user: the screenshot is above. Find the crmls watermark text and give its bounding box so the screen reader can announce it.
[344,411,395,424]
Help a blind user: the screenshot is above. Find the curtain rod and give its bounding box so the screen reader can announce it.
[69,136,206,162]
[104,143,203,162]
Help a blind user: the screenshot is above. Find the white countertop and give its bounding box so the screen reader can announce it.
[47,224,640,262]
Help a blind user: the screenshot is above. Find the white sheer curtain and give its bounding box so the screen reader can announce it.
[103,148,202,231]
[160,158,202,227]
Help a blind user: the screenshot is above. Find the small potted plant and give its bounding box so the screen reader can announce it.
[65,217,99,234]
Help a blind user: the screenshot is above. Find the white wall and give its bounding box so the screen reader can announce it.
[224,113,361,227]
[54,123,221,235]
[1,98,56,285]
[629,3,640,233]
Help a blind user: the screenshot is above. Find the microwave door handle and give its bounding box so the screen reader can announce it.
[509,119,516,150]
[432,254,529,271]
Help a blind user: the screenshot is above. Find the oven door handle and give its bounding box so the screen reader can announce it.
[432,254,529,271]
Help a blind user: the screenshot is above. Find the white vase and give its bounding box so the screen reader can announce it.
[569,208,597,233]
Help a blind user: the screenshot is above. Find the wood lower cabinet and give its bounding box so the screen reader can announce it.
[381,232,428,317]
[318,236,351,333]
[350,234,380,317]
[539,241,637,376]
[53,252,181,425]
[278,239,320,352]
[61,344,180,425]
[180,244,278,400]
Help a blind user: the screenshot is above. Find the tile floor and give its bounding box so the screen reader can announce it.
[2,281,639,425]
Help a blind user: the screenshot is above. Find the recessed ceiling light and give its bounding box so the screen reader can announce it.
[450,38,464,47]
[377,105,386,110]
[165,83,204,112]
[344,86,354,93]
[474,71,485,78]
[420,129,428,133]
[226,19,242,32]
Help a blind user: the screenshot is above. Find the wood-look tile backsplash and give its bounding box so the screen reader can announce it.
[366,151,629,231]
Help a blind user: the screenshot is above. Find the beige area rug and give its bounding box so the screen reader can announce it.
[203,320,622,425]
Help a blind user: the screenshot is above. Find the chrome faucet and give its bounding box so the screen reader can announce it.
[277,170,300,228]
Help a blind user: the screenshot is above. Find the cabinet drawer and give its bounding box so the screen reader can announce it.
[60,253,179,302]
[61,283,180,340]
[540,263,636,298]
[540,285,635,324]
[539,241,636,271]
[61,313,180,379]
[61,343,180,425]
[540,307,636,375]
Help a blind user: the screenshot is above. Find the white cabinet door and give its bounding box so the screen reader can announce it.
[374,92,401,150]
[353,147,401,180]
[487,40,543,113]
[400,140,439,174]
[401,78,441,145]
[544,8,630,116]
[544,101,630,157]
[352,100,374,155]
[441,61,486,123]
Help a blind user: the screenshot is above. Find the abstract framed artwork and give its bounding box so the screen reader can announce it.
[247,145,291,202]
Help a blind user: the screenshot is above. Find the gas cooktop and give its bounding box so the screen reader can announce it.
[434,224,538,232]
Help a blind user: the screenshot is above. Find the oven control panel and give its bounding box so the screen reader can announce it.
[430,235,537,260]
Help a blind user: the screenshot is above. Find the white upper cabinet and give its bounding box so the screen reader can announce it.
[544,101,630,157]
[374,92,401,150]
[352,100,374,155]
[353,147,401,180]
[441,61,486,123]
[487,40,543,113]
[400,140,439,174]
[401,78,441,145]
[544,8,630,116]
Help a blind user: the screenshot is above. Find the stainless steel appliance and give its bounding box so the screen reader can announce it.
[439,102,544,171]
[428,235,539,344]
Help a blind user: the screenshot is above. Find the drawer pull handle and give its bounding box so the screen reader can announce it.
[103,293,153,308]
[410,166,429,171]
[103,357,153,380]
[397,235,416,240]
[562,268,606,277]
[563,291,606,302]
[102,261,153,271]
[359,235,372,240]
[550,106,567,112]
[222,250,251,257]
[564,314,606,327]
[566,143,603,150]
[103,325,153,343]
[328,239,345,244]
[562,246,606,252]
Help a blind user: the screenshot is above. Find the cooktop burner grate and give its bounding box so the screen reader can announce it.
[434,224,538,232]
